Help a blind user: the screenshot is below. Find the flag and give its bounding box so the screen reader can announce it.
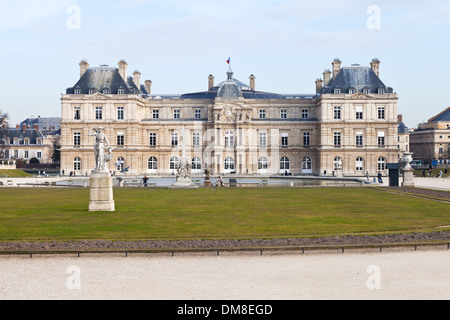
[226,57,230,65]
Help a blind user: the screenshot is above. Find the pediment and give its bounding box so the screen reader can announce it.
[83,92,111,100]
[350,92,372,100]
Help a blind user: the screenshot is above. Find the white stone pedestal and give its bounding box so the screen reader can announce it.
[169,176,199,189]
[402,167,415,187]
[334,168,344,178]
[89,171,115,212]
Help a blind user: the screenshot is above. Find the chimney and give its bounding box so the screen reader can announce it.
[118,60,128,81]
[398,114,403,123]
[16,124,20,129]
[22,124,26,133]
[145,80,152,95]
[249,74,256,91]
[79,60,89,78]
[133,70,141,89]
[315,79,323,94]
[371,58,380,77]
[208,74,215,91]
[332,59,342,80]
[33,125,39,132]
[323,69,332,86]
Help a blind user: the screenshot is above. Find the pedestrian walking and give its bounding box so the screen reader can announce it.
[142,175,149,187]
[219,175,224,187]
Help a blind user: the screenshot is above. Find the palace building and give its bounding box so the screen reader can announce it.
[60,58,400,176]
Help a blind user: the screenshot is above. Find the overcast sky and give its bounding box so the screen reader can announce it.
[1,0,450,128]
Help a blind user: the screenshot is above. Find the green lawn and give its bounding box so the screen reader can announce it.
[0,169,31,178]
[0,188,449,242]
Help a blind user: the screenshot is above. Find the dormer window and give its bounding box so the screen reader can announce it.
[74,88,81,95]
[103,88,110,95]
[363,88,370,95]
[89,87,96,95]
[378,88,385,94]
[349,88,356,95]
[334,88,341,94]
[118,87,124,95]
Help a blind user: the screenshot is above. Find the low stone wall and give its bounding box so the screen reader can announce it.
[0,160,16,170]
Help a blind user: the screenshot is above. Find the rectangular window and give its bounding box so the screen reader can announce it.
[259,110,266,119]
[74,107,81,120]
[37,151,42,159]
[355,106,363,120]
[280,110,287,119]
[378,106,385,120]
[74,132,81,146]
[194,110,202,119]
[24,139,29,145]
[171,132,178,146]
[152,110,159,119]
[259,132,267,146]
[14,150,18,158]
[5,150,9,159]
[95,106,103,120]
[117,132,124,146]
[281,133,288,146]
[356,132,363,146]
[193,133,200,146]
[149,133,156,146]
[173,110,180,119]
[303,132,311,146]
[378,132,385,146]
[334,132,341,146]
[117,106,124,120]
[24,151,29,159]
[302,109,309,119]
[334,106,341,120]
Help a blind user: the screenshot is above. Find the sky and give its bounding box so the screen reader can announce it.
[1,0,450,128]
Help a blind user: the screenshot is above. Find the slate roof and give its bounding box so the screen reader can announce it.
[1,128,44,145]
[398,122,409,134]
[66,66,146,95]
[429,107,450,122]
[320,65,393,95]
[20,117,61,132]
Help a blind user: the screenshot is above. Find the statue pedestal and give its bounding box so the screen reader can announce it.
[169,176,199,189]
[402,167,415,187]
[334,168,344,178]
[89,171,115,212]
[204,180,211,187]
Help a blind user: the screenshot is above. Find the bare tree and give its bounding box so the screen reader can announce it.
[0,110,9,159]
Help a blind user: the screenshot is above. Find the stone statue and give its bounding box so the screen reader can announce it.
[205,169,211,181]
[89,127,112,172]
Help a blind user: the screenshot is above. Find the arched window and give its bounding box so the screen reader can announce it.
[302,157,312,170]
[192,157,202,170]
[224,157,235,171]
[148,157,158,170]
[280,157,290,170]
[378,157,386,171]
[116,157,125,172]
[170,157,179,170]
[356,157,364,172]
[301,157,312,174]
[73,157,81,171]
[333,157,342,170]
[258,157,268,170]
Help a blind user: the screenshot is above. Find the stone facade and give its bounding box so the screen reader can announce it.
[410,107,450,165]
[60,59,400,176]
